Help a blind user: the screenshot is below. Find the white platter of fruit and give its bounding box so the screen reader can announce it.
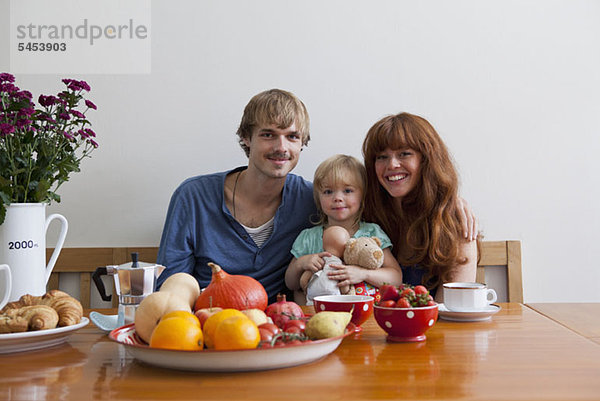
[109,263,354,372]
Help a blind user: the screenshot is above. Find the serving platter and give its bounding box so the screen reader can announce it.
[0,317,90,354]
[109,322,355,372]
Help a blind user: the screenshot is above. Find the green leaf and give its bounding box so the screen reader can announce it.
[0,204,6,226]
[34,180,51,202]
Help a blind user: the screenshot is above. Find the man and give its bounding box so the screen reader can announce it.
[156,89,317,302]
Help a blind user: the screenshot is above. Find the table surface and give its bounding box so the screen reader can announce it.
[2,303,600,401]
[526,303,600,344]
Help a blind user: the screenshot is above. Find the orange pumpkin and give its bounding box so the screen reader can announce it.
[194,263,268,311]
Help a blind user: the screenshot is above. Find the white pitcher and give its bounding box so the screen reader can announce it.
[0,264,11,308]
[0,203,68,303]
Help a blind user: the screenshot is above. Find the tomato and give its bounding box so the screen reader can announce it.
[258,327,274,342]
[396,298,412,308]
[378,300,397,308]
[258,322,281,336]
[414,285,428,296]
[284,319,306,332]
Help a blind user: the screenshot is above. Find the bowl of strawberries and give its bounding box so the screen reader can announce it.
[373,284,438,342]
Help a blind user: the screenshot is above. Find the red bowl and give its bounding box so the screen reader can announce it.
[313,295,374,332]
[373,303,439,342]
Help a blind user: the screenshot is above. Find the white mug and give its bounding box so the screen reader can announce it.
[0,264,12,309]
[443,282,497,312]
[0,203,68,302]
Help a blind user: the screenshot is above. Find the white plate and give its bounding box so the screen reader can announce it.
[0,317,90,354]
[109,323,354,372]
[438,304,501,322]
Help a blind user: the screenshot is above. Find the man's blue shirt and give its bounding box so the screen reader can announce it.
[156,167,317,301]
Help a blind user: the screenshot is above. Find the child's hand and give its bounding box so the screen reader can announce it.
[327,263,367,287]
[297,252,331,273]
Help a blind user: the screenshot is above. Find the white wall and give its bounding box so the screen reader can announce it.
[2,0,599,302]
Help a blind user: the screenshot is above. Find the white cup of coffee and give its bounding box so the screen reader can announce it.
[443,282,497,312]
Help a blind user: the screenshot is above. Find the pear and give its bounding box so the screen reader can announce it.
[305,311,352,340]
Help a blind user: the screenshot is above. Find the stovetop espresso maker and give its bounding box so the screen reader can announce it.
[92,252,165,327]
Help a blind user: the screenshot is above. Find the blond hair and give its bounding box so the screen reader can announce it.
[236,89,310,157]
[312,154,366,226]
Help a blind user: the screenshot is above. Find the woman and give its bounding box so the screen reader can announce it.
[362,112,478,300]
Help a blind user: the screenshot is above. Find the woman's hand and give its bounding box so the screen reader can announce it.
[327,263,367,288]
[457,197,478,241]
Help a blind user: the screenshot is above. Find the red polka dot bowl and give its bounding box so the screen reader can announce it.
[373,303,439,342]
[313,295,374,332]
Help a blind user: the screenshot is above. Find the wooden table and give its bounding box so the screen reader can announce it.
[527,303,600,345]
[2,303,600,401]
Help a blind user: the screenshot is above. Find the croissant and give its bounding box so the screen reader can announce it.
[40,290,83,326]
[0,314,28,333]
[1,294,43,312]
[1,290,83,327]
[1,305,59,331]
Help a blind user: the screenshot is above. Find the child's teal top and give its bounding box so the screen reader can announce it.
[291,222,392,259]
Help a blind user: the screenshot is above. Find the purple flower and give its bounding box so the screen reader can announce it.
[77,129,89,138]
[17,107,35,117]
[38,95,58,107]
[85,128,96,137]
[59,112,71,121]
[88,138,98,147]
[0,122,15,136]
[62,131,74,140]
[17,90,33,100]
[0,82,18,93]
[62,78,91,92]
[37,114,56,123]
[16,118,31,128]
[0,73,15,83]
[85,100,97,110]
[78,80,91,91]
[70,110,85,119]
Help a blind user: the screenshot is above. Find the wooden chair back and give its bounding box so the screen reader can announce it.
[47,240,523,307]
[477,240,523,303]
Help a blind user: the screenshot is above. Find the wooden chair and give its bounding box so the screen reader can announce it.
[477,240,523,303]
[47,241,523,307]
[46,247,159,308]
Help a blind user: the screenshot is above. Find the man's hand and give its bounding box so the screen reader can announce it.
[457,197,478,241]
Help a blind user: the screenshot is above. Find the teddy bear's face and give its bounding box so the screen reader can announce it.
[343,237,384,269]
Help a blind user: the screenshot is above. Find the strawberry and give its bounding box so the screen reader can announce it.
[379,284,400,302]
[414,285,428,296]
[396,298,412,308]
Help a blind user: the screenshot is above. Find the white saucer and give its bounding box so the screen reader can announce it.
[438,304,501,322]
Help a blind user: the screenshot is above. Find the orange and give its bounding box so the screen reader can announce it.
[161,310,200,327]
[149,317,203,351]
[213,315,260,350]
[203,309,245,348]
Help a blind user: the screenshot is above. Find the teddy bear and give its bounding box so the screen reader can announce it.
[301,226,384,303]
[343,236,384,270]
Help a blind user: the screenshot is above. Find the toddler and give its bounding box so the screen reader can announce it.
[284,154,403,304]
